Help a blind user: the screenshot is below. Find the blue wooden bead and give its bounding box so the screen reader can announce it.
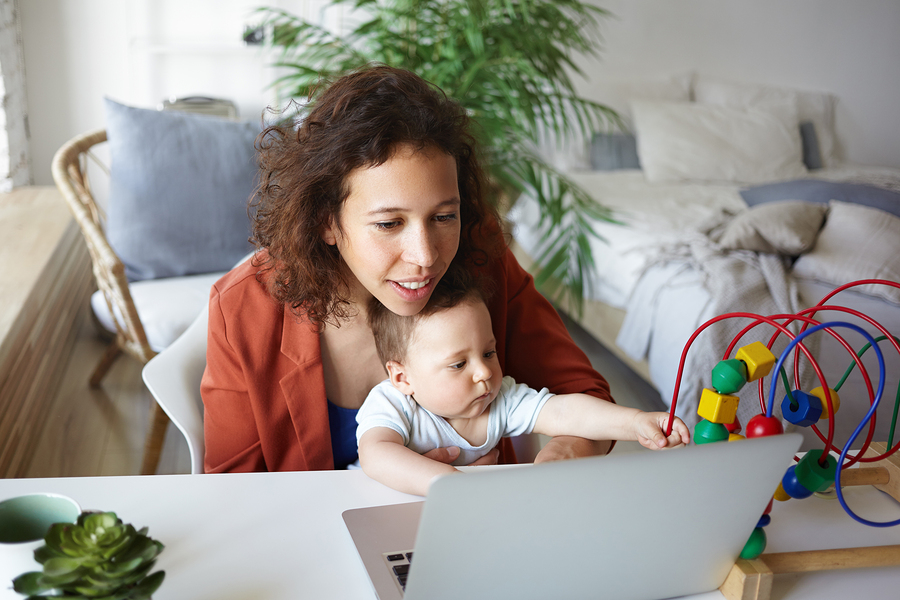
[780,390,822,427]
[781,465,814,499]
[756,514,771,528]
[712,359,747,394]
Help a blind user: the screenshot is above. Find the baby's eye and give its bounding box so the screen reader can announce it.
[450,360,466,370]
[484,350,497,359]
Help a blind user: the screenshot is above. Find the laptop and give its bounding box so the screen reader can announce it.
[343,433,801,600]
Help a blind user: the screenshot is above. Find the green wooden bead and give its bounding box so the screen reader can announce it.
[795,449,838,493]
[739,527,767,560]
[711,359,748,394]
[693,419,730,445]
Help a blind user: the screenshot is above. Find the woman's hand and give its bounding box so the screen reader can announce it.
[423,446,500,466]
[534,436,611,464]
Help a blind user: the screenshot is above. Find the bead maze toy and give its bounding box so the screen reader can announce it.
[663,279,900,600]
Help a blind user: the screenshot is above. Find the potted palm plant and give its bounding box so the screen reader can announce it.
[256,0,622,312]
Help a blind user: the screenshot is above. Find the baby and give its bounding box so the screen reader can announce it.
[357,275,690,495]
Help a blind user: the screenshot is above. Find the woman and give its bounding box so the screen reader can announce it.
[201,65,614,473]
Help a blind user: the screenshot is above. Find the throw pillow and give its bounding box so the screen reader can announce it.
[104,98,259,281]
[693,75,838,167]
[590,133,641,171]
[792,201,900,305]
[631,100,807,184]
[717,201,827,255]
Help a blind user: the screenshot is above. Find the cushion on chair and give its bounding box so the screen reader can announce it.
[91,272,225,353]
[104,98,259,282]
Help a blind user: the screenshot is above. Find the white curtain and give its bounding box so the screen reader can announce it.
[0,0,31,192]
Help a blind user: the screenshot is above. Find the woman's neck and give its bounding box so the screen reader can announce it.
[319,309,386,410]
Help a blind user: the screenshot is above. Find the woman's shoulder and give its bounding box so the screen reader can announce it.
[209,251,286,327]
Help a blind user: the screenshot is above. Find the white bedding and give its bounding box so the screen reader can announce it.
[508,164,900,309]
[507,170,746,308]
[508,164,900,448]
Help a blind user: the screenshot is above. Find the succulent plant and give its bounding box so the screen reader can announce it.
[12,511,165,600]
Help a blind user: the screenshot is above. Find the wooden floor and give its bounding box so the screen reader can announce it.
[22,305,191,478]
[15,303,663,480]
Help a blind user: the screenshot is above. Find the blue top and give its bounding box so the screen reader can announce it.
[327,400,360,469]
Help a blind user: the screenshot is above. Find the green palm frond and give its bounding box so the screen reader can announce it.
[255,0,621,314]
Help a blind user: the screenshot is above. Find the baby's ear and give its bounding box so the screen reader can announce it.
[386,361,415,396]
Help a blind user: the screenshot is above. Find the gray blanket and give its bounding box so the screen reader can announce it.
[616,214,811,432]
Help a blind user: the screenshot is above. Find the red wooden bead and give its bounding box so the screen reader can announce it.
[763,498,773,515]
[745,414,784,438]
[725,416,742,434]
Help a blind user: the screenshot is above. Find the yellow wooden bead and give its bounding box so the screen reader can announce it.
[728,433,746,442]
[774,482,791,502]
[697,388,740,424]
[810,386,841,419]
[735,341,776,381]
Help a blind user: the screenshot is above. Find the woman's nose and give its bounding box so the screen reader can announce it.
[402,227,438,267]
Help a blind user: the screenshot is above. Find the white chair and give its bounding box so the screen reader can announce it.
[141,305,209,474]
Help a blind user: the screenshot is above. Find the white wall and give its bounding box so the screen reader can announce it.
[578,0,900,169]
[20,0,900,186]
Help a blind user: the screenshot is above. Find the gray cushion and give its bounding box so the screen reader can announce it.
[799,121,822,170]
[590,132,641,171]
[739,178,900,219]
[105,98,259,281]
[718,200,827,256]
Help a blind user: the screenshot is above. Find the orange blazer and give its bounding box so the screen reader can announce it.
[201,248,613,473]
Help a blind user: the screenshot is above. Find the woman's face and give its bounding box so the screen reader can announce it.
[324,144,461,317]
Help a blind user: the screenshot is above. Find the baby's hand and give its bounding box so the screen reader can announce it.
[633,412,690,450]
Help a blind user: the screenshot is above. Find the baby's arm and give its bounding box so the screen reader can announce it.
[533,394,690,450]
[358,427,459,496]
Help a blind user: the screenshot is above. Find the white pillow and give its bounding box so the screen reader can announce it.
[792,201,900,305]
[543,74,693,171]
[592,74,694,128]
[631,100,807,184]
[693,76,837,167]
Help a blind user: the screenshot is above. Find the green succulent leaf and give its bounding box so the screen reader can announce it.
[12,511,166,600]
[11,571,45,596]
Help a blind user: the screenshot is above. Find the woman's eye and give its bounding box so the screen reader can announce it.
[450,361,466,370]
[374,221,400,231]
[434,213,458,223]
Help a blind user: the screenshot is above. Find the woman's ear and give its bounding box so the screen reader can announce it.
[386,360,415,396]
[322,217,338,246]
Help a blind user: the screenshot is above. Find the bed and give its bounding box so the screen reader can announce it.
[507,74,900,452]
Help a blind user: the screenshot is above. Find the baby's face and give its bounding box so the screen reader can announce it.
[397,299,502,420]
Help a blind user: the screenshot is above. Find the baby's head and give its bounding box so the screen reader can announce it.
[368,271,502,419]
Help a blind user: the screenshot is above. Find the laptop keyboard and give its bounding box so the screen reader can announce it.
[383,550,414,592]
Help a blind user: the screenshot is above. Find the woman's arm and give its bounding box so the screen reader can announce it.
[201,285,267,473]
[358,428,459,496]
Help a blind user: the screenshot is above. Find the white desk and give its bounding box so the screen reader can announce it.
[1,470,899,599]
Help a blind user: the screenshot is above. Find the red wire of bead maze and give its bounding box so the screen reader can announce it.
[666,279,900,599]
[665,278,900,473]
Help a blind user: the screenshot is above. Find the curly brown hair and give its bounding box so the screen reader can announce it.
[251,64,502,325]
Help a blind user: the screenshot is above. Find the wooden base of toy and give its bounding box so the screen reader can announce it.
[720,442,900,600]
